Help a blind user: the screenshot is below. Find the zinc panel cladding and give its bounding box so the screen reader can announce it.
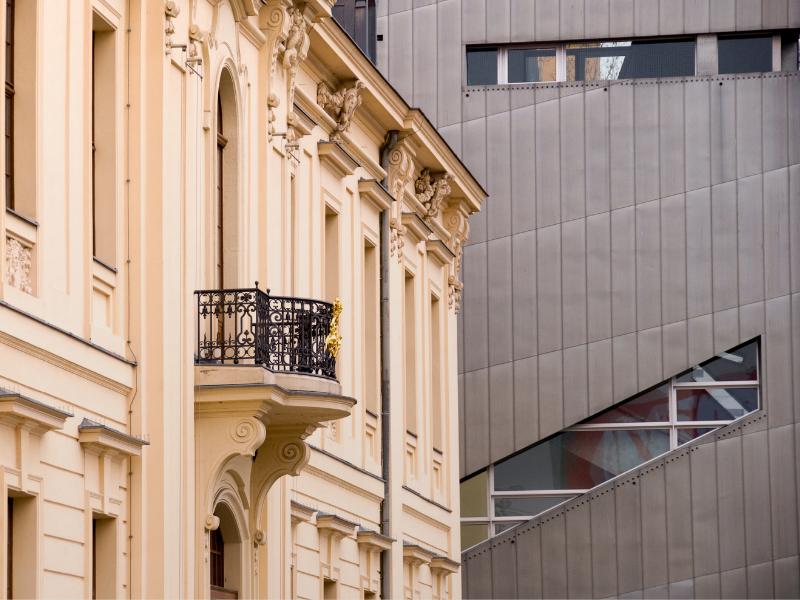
[376,2,800,596]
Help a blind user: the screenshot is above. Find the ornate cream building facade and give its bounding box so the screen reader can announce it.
[0,0,484,598]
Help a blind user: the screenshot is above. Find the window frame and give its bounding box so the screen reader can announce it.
[461,340,761,544]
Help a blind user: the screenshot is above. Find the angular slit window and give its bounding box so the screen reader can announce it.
[460,339,760,550]
[566,39,695,81]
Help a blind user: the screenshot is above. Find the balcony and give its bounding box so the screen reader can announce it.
[195,286,338,381]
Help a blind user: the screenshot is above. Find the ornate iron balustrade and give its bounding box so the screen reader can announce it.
[195,286,337,380]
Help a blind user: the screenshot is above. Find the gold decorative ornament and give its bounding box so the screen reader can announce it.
[325,298,343,357]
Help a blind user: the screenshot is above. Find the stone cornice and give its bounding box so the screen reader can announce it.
[358,179,394,212]
[425,239,455,267]
[316,513,357,540]
[0,391,72,436]
[356,529,394,553]
[317,142,361,178]
[401,212,433,246]
[430,555,461,575]
[402,543,435,567]
[291,500,317,526]
[78,418,148,458]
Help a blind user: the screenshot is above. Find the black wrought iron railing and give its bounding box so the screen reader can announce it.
[195,285,337,380]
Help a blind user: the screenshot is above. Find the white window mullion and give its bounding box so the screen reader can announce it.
[556,44,567,82]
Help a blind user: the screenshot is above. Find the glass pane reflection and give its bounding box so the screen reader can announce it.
[494,429,670,491]
[584,384,669,424]
[566,39,695,81]
[677,388,758,421]
[677,428,716,446]
[677,341,758,383]
[508,48,556,83]
[494,496,572,518]
[494,522,522,535]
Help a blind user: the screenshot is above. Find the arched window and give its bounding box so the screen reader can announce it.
[210,502,241,599]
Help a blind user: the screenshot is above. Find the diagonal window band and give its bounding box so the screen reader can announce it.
[460,338,761,550]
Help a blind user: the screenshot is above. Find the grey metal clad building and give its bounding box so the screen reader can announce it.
[366,0,800,598]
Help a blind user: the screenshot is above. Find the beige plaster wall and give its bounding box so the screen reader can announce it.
[0,0,483,597]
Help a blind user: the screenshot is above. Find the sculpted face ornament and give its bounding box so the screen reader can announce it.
[317,81,365,142]
[325,297,343,358]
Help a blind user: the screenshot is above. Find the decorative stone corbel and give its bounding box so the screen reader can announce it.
[268,93,280,140]
[386,146,415,262]
[389,218,405,262]
[317,514,357,583]
[403,543,435,599]
[165,1,180,55]
[6,236,33,294]
[204,514,220,565]
[317,81,365,142]
[443,206,470,314]
[188,23,204,57]
[357,529,393,595]
[429,556,460,600]
[415,168,454,221]
[253,528,267,575]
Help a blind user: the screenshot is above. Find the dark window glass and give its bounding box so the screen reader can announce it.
[584,384,669,424]
[210,527,224,588]
[494,496,572,518]
[494,429,670,491]
[718,36,773,75]
[508,48,556,83]
[467,48,498,86]
[677,388,758,421]
[677,340,758,383]
[566,39,695,81]
[677,428,716,445]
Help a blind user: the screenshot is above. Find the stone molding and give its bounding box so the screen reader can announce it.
[402,543,435,567]
[78,418,148,457]
[358,179,394,213]
[0,391,71,436]
[290,500,317,526]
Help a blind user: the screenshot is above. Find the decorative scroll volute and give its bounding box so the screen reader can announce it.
[443,206,470,313]
[164,1,180,55]
[386,146,415,262]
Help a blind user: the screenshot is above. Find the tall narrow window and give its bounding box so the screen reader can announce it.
[430,295,442,450]
[324,208,339,303]
[404,272,417,433]
[364,241,379,413]
[91,32,96,257]
[216,95,226,289]
[6,495,35,598]
[91,520,96,600]
[6,497,11,600]
[4,0,13,210]
[210,527,224,590]
[91,15,118,266]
